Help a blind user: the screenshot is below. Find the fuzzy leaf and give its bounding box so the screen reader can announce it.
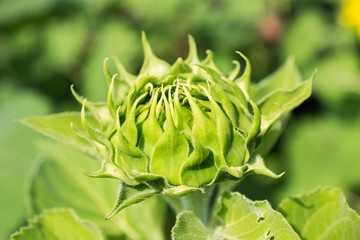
[278,187,360,239]
[171,192,300,240]
[214,192,300,239]
[10,209,104,240]
[171,211,209,240]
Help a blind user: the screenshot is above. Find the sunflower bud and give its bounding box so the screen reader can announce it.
[24,32,313,218]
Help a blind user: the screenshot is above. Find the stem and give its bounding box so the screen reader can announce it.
[162,187,216,227]
[163,181,240,228]
[161,194,183,213]
[209,180,239,228]
[179,189,213,225]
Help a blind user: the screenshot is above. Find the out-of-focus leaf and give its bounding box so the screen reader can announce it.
[0,0,53,23]
[283,11,327,67]
[10,209,105,240]
[171,192,300,240]
[278,187,360,239]
[28,142,166,240]
[0,25,38,68]
[121,0,181,22]
[282,10,354,69]
[0,83,51,240]
[277,115,360,200]
[83,21,140,101]
[42,17,87,71]
[313,52,360,106]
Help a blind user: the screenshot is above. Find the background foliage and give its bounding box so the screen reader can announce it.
[1,0,359,239]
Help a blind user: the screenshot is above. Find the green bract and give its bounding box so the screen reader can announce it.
[22,32,313,219]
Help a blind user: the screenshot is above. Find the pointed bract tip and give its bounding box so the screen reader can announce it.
[311,68,318,79]
[141,31,152,54]
[185,35,199,64]
[205,49,213,56]
[187,35,196,50]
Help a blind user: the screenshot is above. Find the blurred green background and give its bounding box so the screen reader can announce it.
[1,0,359,239]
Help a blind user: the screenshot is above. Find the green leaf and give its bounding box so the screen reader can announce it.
[214,192,300,239]
[83,21,140,101]
[171,211,209,240]
[10,209,104,240]
[29,143,166,240]
[171,192,300,240]
[21,112,99,159]
[278,187,360,239]
[313,52,360,106]
[0,83,51,240]
[282,10,330,68]
[42,17,87,71]
[276,115,360,200]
